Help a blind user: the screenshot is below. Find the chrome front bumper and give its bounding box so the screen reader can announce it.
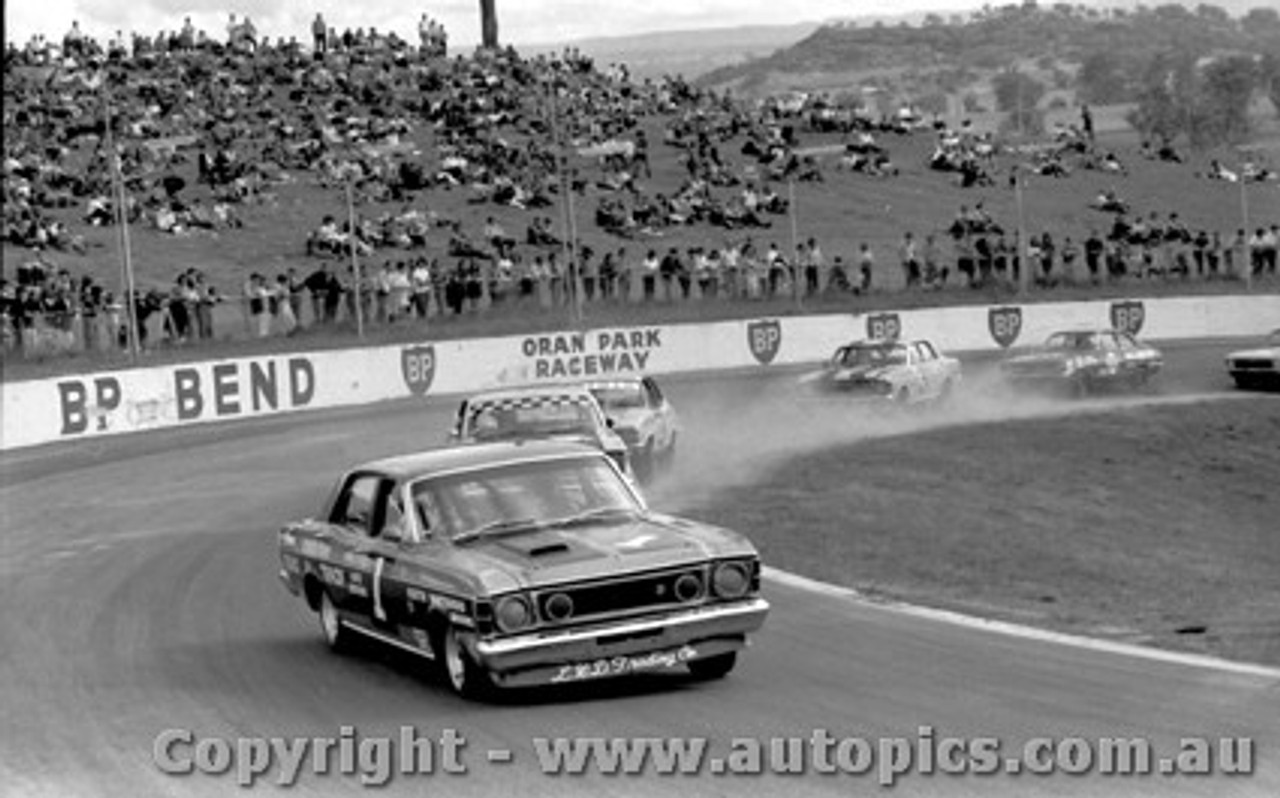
[472,597,770,687]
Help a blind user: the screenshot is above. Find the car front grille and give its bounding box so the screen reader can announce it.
[536,567,705,624]
[1231,358,1274,371]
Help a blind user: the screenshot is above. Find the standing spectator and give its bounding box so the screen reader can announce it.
[641,249,660,301]
[857,243,875,294]
[899,232,920,288]
[1084,230,1104,284]
[922,233,947,289]
[388,263,412,321]
[1249,228,1267,277]
[411,259,433,318]
[1060,236,1079,285]
[312,13,328,55]
[274,275,298,335]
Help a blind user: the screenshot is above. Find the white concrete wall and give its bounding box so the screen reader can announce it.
[4,294,1277,451]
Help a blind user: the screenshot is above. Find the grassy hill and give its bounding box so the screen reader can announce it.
[696,3,1280,115]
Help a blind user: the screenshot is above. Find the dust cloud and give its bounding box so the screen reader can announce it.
[644,367,1234,512]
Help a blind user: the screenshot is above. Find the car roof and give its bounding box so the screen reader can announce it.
[463,383,599,403]
[844,339,910,347]
[360,440,603,480]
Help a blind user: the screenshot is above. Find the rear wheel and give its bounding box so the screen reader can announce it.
[687,652,737,681]
[436,624,493,700]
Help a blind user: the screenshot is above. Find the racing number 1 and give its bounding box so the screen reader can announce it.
[372,557,387,622]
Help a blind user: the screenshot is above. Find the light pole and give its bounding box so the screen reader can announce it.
[102,84,140,361]
[345,179,365,339]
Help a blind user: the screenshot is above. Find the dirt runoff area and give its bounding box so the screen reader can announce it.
[684,396,1280,666]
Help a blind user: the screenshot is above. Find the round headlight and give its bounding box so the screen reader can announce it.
[712,562,750,599]
[495,596,533,633]
[673,572,704,602]
[543,592,574,623]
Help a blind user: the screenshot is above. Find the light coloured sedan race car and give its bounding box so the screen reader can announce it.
[277,441,770,698]
[1000,328,1163,396]
[814,338,962,403]
[584,376,679,483]
[450,384,631,474]
[1225,330,1280,390]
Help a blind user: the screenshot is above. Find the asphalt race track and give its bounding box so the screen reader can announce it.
[2,340,1278,797]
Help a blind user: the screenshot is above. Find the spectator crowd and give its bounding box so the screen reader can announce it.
[3,12,1277,358]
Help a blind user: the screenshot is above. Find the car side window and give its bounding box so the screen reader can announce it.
[379,487,406,540]
[452,400,468,437]
[333,474,381,535]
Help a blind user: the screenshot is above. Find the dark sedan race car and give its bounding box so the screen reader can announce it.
[1000,328,1163,396]
[277,441,769,698]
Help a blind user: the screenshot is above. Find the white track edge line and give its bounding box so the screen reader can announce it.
[763,566,1280,680]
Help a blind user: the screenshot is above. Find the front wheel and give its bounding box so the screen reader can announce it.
[436,624,494,700]
[633,441,655,484]
[687,652,737,681]
[318,591,353,653]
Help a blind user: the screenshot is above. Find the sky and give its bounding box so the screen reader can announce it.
[5,0,991,50]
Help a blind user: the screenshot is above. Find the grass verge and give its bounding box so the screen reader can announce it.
[686,397,1280,665]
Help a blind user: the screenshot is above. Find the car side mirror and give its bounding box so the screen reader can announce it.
[606,417,616,429]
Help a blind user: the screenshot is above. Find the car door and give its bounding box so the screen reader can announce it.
[325,472,387,619]
[1119,333,1158,383]
[1098,332,1125,384]
[359,481,414,631]
[912,341,941,397]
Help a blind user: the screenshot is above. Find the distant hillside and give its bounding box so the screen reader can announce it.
[695,3,1280,104]
[520,23,820,80]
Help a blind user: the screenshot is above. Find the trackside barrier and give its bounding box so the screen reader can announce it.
[2,294,1277,451]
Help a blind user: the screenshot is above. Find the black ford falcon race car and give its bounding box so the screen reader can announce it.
[277,440,769,698]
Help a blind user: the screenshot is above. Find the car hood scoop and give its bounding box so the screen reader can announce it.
[476,518,707,575]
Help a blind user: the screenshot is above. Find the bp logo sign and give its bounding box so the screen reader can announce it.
[401,344,437,396]
[1110,300,1145,335]
[747,319,782,365]
[988,306,1023,348]
[866,313,902,341]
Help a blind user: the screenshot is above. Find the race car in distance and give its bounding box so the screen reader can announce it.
[276,441,770,698]
[814,338,962,403]
[450,384,631,475]
[1000,328,1163,396]
[583,376,679,483]
[1225,330,1280,390]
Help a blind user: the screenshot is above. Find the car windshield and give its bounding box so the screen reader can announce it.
[1044,332,1096,351]
[466,399,599,440]
[588,383,646,410]
[836,344,906,367]
[410,456,641,542]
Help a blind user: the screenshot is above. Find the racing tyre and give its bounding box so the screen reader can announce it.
[662,433,677,469]
[318,590,353,654]
[634,441,655,484]
[937,378,956,405]
[687,652,737,681]
[437,623,494,700]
